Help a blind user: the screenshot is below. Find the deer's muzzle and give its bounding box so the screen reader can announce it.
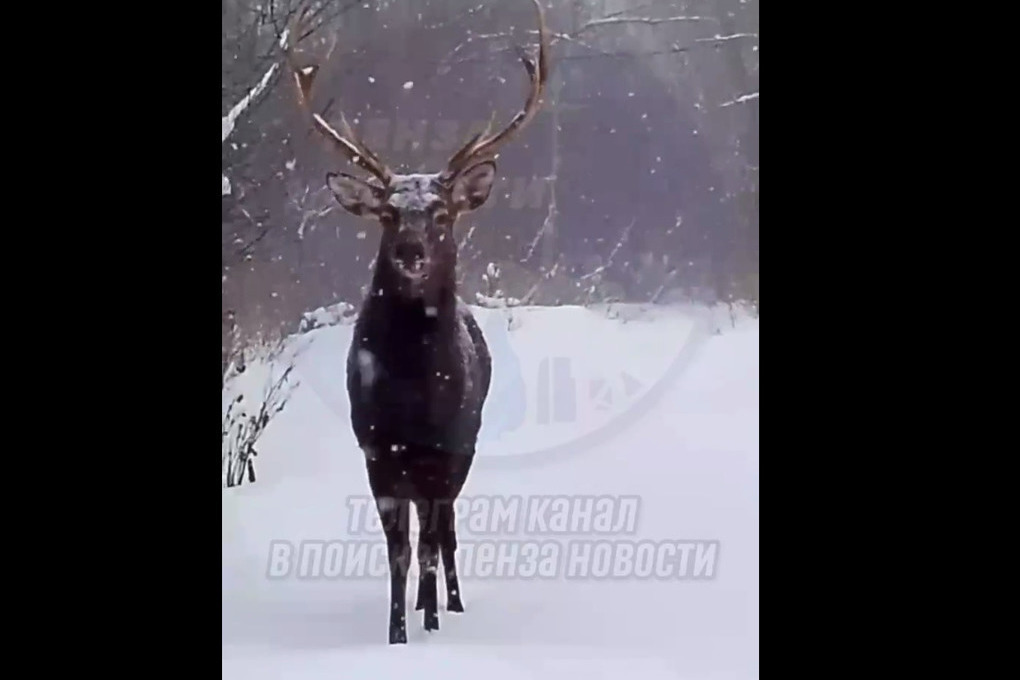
[391,237,428,278]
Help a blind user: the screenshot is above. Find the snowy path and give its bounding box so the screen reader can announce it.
[223,304,758,678]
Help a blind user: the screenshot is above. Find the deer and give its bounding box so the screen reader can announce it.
[283,0,550,644]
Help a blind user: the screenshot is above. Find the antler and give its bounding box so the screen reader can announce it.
[441,0,550,183]
[284,2,392,185]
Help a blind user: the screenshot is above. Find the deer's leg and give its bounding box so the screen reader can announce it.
[441,456,472,613]
[414,497,428,612]
[414,498,441,631]
[439,498,464,612]
[414,499,429,612]
[377,495,411,644]
[366,456,412,645]
[413,495,431,613]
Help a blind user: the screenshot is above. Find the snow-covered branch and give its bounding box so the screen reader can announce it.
[580,220,633,306]
[222,27,290,144]
[299,300,357,333]
[436,9,720,73]
[222,335,304,488]
[477,262,523,308]
[695,32,758,43]
[289,183,336,240]
[577,15,712,31]
[222,27,291,196]
[520,260,559,306]
[720,92,759,108]
[446,13,718,56]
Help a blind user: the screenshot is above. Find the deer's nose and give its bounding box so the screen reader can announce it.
[393,239,426,273]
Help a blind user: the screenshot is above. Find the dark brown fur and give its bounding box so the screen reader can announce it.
[283,0,549,644]
[342,170,493,644]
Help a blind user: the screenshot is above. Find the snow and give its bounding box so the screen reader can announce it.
[223,302,758,678]
[476,292,523,308]
[356,348,377,388]
[299,301,357,333]
[720,92,759,108]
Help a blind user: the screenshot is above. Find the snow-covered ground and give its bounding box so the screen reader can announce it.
[223,302,759,679]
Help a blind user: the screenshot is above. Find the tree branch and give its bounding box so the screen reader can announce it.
[222,27,291,145]
[575,15,713,33]
[436,8,720,72]
[695,32,758,43]
[719,91,759,108]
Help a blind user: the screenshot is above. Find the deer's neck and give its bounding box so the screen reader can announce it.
[368,260,458,331]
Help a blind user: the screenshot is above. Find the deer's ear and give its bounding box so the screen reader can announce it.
[450,161,496,213]
[327,172,386,217]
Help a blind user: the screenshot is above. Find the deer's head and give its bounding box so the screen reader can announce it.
[285,0,549,301]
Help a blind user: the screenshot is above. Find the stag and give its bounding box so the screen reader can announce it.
[284,0,550,644]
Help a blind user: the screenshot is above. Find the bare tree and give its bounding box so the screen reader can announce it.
[221,0,760,390]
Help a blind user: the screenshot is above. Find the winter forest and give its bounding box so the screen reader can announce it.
[222,0,758,672]
[222,0,758,363]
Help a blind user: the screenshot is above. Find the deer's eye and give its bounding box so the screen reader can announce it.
[433,209,451,227]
